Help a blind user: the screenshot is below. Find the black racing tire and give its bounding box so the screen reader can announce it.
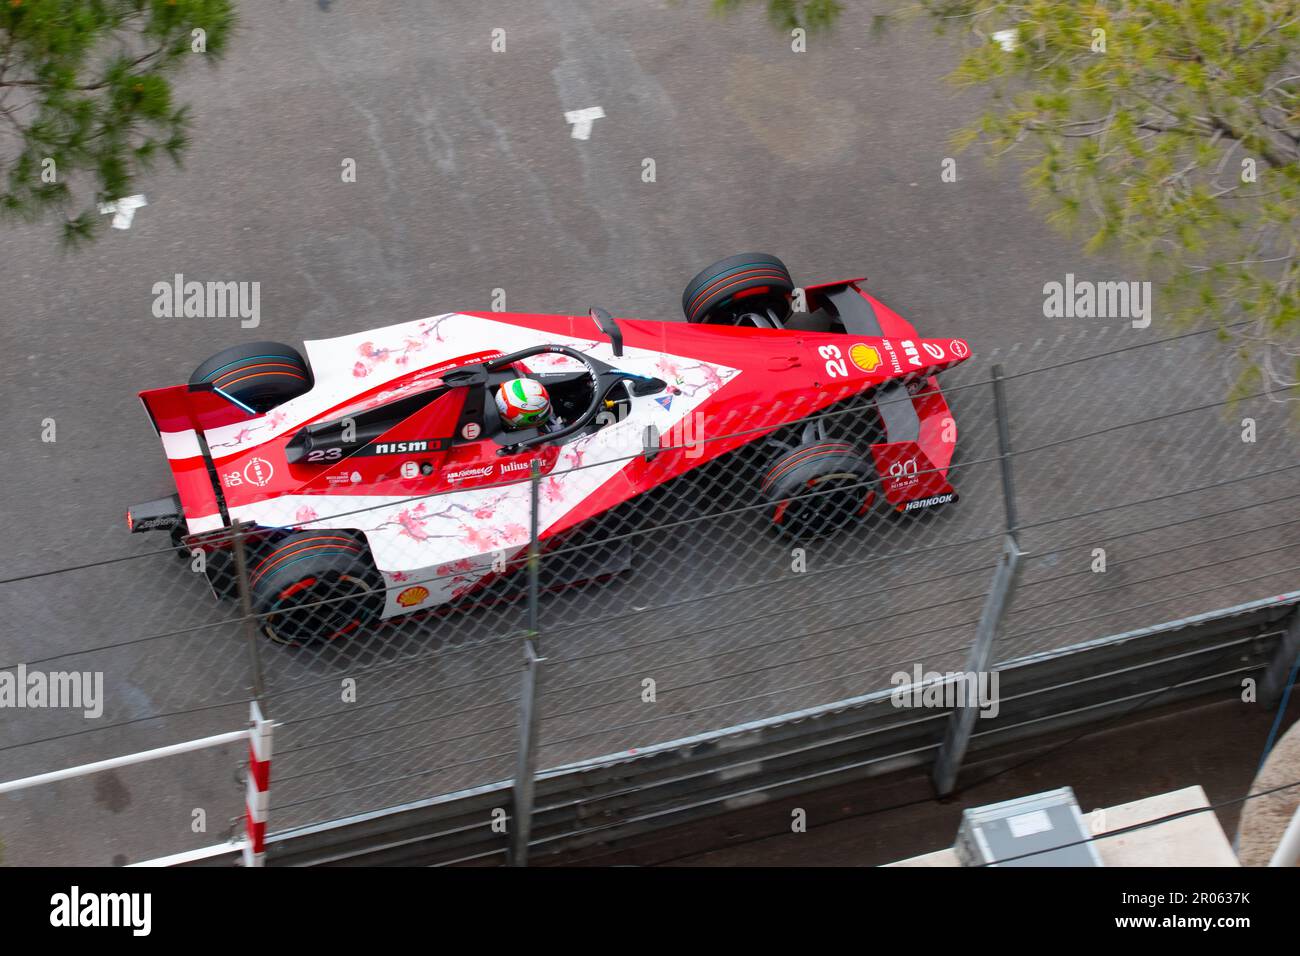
[250,531,383,647]
[189,341,311,413]
[170,525,241,601]
[760,441,875,539]
[681,252,794,324]
[203,546,241,601]
[169,521,191,559]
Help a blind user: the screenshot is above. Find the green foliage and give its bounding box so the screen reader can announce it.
[1,0,236,246]
[713,0,1300,396]
[930,0,1299,396]
[711,0,845,33]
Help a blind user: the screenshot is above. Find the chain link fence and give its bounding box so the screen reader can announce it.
[1,324,1296,864]
[996,330,1299,663]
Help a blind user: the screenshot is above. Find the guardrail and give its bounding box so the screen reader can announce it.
[2,703,273,866]
[158,590,1297,866]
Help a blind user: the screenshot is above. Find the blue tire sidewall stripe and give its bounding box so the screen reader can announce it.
[253,545,364,589]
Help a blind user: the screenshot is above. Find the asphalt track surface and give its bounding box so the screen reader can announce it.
[1,2,1296,865]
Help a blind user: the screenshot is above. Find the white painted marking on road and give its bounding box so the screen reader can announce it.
[98,194,148,229]
[992,29,1019,52]
[564,106,605,140]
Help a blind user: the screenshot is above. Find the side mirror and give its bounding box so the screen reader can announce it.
[590,307,624,357]
[642,424,660,462]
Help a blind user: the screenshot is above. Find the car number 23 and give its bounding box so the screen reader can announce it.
[819,344,849,379]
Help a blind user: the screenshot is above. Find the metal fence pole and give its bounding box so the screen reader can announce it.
[931,366,1025,796]
[510,640,545,866]
[1259,607,1300,708]
[527,460,541,654]
[510,461,545,866]
[991,363,1019,541]
[932,534,1024,796]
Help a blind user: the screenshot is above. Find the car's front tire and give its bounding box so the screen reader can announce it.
[760,441,875,539]
[681,252,794,325]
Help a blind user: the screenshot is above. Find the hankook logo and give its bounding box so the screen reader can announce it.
[904,493,955,512]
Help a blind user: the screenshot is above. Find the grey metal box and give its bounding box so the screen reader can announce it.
[955,787,1104,867]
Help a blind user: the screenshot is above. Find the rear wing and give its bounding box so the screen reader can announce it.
[139,382,260,436]
[138,383,261,534]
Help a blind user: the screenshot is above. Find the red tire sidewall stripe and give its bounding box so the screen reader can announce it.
[250,535,363,587]
[689,267,786,310]
[214,365,309,390]
[761,442,859,493]
[213,360,305,382]
[689,271,790,318]
[688,267,790,317]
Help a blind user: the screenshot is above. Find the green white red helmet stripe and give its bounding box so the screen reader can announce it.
[497,377,550,426]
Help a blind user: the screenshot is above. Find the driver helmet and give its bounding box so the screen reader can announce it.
[495,377,551,429]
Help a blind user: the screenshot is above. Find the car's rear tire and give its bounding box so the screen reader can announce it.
[681,253,794,325]
[203,546,241,601]
[250,532,383,647]
[761,441,875,539]
[189,341,311,413]
[169,521,191,559]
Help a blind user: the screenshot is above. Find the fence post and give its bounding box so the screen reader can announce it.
[932,534,1024,797]
[233,521,274,866]
[510,461,545,866]
[930,364,1024,796]
[991,363,1019,541]
[242,700,273,867]
[1259,607,1300,708]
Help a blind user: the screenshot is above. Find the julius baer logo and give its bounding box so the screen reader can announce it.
[51,887,151,936]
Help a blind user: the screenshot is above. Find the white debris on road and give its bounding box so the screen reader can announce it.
[564,106,605,140]
[98,194,148,229]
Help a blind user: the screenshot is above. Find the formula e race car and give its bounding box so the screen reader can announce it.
[128,253,971,644]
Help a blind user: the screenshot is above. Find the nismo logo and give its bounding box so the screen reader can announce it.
[356,437,448,457]
[373,440,429,454]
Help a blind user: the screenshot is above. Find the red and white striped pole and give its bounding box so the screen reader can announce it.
[243,701,273,867]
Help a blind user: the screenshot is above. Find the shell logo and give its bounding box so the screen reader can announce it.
[849,344,882,372]
[396,585,430,607]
